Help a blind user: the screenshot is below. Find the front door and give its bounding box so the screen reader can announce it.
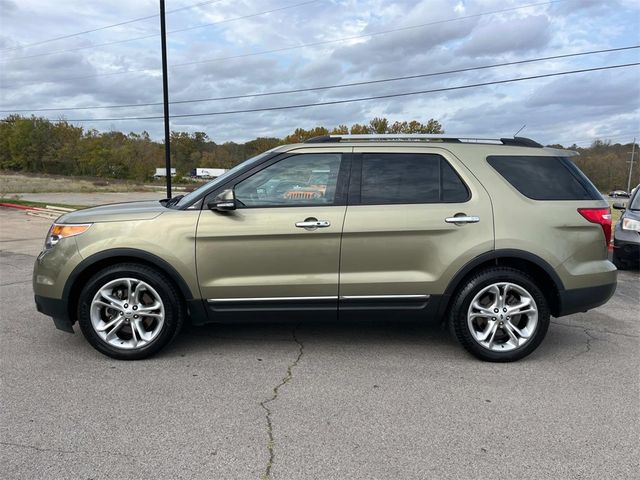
[196,150,349,320]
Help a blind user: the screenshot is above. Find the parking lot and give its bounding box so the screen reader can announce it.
[1,207,638,480]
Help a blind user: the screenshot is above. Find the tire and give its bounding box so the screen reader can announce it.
[449,267,550,362]
[77,263,185,360]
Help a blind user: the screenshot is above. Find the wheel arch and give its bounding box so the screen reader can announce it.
[440,249,564,318]
[64,248,195,323]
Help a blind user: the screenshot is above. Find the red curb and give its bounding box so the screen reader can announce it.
[0,202,36,211]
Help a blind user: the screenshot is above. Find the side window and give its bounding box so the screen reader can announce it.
[487,156,601,200]
[360,153,469,204]
[234,153,342,207]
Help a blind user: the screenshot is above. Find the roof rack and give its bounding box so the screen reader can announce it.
[304,134,542,148]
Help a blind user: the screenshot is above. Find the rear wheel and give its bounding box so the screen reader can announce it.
[450,267,550,362]
[77,263,184,360]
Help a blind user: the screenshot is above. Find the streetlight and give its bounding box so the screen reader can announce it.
[159,0,172,199]
[627,137,636,194]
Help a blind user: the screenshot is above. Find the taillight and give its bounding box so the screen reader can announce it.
[578,208,612,246]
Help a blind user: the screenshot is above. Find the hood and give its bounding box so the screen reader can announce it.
[623,208,640,221]
[58,200,166,224]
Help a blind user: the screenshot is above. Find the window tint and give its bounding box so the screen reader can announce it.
[487,156,601,201]
[234,153,341,207]
[360,153,469,204]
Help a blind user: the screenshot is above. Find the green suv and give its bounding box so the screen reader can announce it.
[33,135,617,361]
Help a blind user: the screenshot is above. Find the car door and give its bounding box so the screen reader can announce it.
[339,146,494,318]
[196,148,350,320]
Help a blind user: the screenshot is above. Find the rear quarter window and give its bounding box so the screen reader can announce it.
[487,155,602,201]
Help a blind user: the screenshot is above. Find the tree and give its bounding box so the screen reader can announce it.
[0,115,448,182]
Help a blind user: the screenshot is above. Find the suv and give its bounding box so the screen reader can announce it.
[33,135,617,362]
[612,185,640,269]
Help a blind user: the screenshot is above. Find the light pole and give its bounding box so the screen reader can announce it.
[160,0,172,199]
[627,137,636,194]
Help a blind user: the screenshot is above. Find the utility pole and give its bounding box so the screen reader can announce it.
[160,0,172,199]
[627,137,636,194]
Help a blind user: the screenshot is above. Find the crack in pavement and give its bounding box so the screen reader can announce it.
[551,320,639,339]
[0,440,128,457]
[0,280,31,287]
[1,440,79,455]
[567,328,596,362]
[259,326,304,480]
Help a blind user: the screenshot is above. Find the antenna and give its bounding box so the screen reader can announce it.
[514,124,526,137]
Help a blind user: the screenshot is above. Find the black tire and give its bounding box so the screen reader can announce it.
[449,267,550,362]
[77,263,185,360]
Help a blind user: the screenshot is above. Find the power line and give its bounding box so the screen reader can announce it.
[567,134,640,146]
[0,0,569,87]
[0,0,226,53]
[171,0,569,70]
[1,0,320,62]
[2,45,637,113]
[37,62,637,122]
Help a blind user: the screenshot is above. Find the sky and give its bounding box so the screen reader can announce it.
[0,0,638,146]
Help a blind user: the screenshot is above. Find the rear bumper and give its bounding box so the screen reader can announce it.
[34,295,74,333]
[556,282,617,317]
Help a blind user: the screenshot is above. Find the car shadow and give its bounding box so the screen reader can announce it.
[161,318,457,359]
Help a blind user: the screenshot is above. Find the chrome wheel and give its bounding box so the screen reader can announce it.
[90,277,165,350]
[467,282,538,352]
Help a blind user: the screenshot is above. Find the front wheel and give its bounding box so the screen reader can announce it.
[450,267,550,362]
[77,263,184,360]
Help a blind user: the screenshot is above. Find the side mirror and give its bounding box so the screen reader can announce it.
[612,202,626,210]
[207,189,236,212]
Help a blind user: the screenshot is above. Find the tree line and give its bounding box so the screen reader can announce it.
[561,140,639,192]
[0,115,442,181]
[0,115,637,191]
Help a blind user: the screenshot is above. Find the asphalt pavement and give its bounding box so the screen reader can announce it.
[1,207,638,480]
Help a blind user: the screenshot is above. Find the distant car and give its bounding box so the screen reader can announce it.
[612,189,640,270]
[609,190,630,198]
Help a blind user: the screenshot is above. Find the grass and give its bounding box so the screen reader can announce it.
[0,197,85,210]
[0,172,154,194]
[607,199,625,225]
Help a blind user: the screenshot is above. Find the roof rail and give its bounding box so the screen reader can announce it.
[304,134,542,148]
[304,135,340,143]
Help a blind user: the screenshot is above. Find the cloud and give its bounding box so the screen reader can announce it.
[457,14,551,57]
[0,0,638,146]
[526,69,640,108]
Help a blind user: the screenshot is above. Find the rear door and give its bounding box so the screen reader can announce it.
[196,148,350,320]
[339,146,493,316]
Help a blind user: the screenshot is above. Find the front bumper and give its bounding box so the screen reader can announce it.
[34,295,74,333]
[613,238,640,265]
[556,282,617,317]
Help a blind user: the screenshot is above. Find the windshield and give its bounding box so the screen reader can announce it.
[173,149,278,208]
[630,188,640,210]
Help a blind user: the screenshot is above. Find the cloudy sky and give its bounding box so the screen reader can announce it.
[0,0,638,146]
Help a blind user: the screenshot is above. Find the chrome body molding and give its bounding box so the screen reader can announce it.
[340,294,430,300]
[207,294,430,302]
[208,296,337,303]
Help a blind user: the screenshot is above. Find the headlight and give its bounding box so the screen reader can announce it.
[45,223,92,249]
[622,218,640,232]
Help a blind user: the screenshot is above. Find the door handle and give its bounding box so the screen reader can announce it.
[445,215,480,224]
[296,219,331,229]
